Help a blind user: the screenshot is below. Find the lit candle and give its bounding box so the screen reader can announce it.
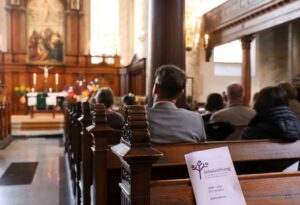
[33,73,37,85]
[49,88,52,92]
[31,88,35,92]
[55,73,59,85]
[44,68,48,79]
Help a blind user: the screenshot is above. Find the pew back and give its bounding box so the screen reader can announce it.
[152,140,300,177]
[150,172,300,205]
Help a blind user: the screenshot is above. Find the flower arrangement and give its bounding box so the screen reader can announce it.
[14,85,30,96]
[65,76,99,102]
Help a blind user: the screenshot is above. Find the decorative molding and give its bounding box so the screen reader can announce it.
[205,0,283,33]
[121,167,131,186]
[121,105,149,145]
[204,0,300,48]
[92,103,107,127]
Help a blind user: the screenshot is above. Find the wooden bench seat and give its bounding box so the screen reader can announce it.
[150,172,300,205]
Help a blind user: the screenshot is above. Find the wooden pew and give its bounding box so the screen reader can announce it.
[65,101,75,163]
[86,103,121,205]
[78,104,300,205]
[64,101,82,199]
[152,139,300,177]
[150,172,300,205]
[0,100,11,143]
[64,101,122,205]
[72,102,82,199]
[111,105,300,205]
[63,100,70,153]
[78,101,93,205]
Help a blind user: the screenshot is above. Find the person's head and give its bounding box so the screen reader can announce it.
[153,64,186,102]
[186,96,193,104]
[254,86,288,113]
[122,94,135,105]
[227,83,244,104]
[277,81,298,100]
[250,92,259,108]
[96,87,114,108]
[205,93,224,112]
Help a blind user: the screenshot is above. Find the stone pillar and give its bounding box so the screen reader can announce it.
[241,35,253,105]
[147,0,186,107]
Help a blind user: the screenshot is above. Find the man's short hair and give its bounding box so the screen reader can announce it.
[227,83,244,99]
[155,65,186,99]
[96,87,114,108]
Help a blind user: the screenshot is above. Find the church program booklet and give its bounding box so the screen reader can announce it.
[185,146,246,205]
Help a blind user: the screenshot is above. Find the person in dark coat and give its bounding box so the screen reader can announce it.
[242,86,300,141]
[96,87,124,129]
[201,93,225,123]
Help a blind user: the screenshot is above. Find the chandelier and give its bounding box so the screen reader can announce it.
[185,11,202,51]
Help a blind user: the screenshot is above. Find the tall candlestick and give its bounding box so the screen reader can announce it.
[55,73,59,85]
[33,73,37,85]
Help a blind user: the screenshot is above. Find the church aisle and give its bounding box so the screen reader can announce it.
[0,137,73,205]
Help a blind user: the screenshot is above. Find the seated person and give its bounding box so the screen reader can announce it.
[210,83,256,140]
[147,64,206,143]
[96,87,124,129]
[277,81,300,119]
[119,94,135,116]
[242,86,300,141]
[201,93,224,123]
[186,96,193,110]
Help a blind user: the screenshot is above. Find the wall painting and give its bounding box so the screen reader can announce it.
[27,0,64,64]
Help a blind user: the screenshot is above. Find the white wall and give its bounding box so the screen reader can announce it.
[133,0,148,59]
[0,1,7,52]
[84,0,90,54]
[119,0,134,65]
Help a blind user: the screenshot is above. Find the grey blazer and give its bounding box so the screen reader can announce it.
[147,102,206,143]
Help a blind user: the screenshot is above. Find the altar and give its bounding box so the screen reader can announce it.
[27,91,67,118]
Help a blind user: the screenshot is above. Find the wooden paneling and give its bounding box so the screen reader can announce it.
[0,54,121,114]
[0,0,121,114]
[130,74,143,95]
[122,57,146,96]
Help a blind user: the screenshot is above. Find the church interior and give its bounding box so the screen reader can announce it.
[1,0,300,204]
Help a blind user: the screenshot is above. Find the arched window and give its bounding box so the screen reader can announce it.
[90,0,119,64]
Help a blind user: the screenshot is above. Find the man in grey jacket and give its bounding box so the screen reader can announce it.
[147,64,206,143]
[210,83,256,139]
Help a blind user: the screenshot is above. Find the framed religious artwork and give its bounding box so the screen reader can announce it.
[26,0,64,64]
